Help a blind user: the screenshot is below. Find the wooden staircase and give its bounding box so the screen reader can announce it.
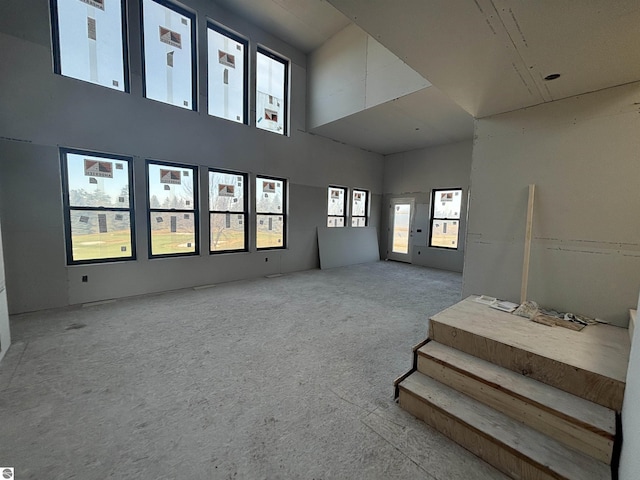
[395,296,631,480]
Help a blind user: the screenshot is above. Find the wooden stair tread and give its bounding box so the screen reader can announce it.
[428,296,629,410]
[418,341,615,437]
[399,372,611,480]
[430,296,629,382]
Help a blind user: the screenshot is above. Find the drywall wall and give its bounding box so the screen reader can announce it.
[619,292,640,479]
[0,214,9,363]
[381,141,473,272]
[307,23,429,129]
[463,81,640,326]
[0,0,384,313]
[317,226,379,269]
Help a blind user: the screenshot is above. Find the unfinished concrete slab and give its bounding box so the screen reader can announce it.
[0,262,508,480]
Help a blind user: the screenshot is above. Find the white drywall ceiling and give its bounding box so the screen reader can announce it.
[327,0,640,118]
[311,87,474,155]
[212,0,351,53]
[212,0,640,153]
[212,0,475,155]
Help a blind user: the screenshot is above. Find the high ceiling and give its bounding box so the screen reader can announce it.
[213,0,640,155]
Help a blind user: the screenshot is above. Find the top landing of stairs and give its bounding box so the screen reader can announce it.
[428,296,631,410]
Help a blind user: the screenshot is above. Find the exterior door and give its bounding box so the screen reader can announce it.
[387,198,414,262]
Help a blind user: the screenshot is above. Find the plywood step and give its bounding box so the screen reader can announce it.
[428,296,629,410]
[398,372,611,480]
[417,341,615,464]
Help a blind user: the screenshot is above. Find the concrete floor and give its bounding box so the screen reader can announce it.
[0,261,507,480]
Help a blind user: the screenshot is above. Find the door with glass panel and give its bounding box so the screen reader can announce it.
[387,198,414,262]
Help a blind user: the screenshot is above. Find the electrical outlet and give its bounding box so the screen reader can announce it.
[82,275,88,282]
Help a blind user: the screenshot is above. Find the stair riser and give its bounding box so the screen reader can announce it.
[417,355,613,464]
[428,321,624,411]
[399,388,561,480]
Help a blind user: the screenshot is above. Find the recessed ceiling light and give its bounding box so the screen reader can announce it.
[544,73,561,81]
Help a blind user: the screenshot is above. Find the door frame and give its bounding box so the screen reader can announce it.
[387,197,415,263]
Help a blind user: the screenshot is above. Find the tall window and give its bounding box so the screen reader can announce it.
[147,160,198,257]
[50,0,129,91]
[429,188,462,249]
[256,47,288,135]
[60,148,135,264]
[207,23,248,124]
[327,186,347,227]
[209,169,248,253]
[256,176,286,249]
[351,189,369,227]
[141,0,196,110]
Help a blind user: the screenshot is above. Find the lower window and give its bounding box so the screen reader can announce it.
[327,186,347,227]
[209,169,248,253]
[60,148,136,264]
[351,189,369,227]
[256,175,286,249]
[429,188,462,249]
[147,160,199,257]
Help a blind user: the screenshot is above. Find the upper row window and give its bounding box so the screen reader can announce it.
[141,0,197,110]
[50,0,288,134]
[51,0,129,92]
[256,48,288,135]
[207,23,248,124]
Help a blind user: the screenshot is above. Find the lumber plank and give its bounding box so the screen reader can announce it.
[417,342,615,463]
[428,296,629,410]
[521,184,535,303]
[399,372,611,480]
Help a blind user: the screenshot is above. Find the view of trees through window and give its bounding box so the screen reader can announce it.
[147,161,198,256]
[209,169,247,252]
[61,149,135,263]
[256,176,285,249]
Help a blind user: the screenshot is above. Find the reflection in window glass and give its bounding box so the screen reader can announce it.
[430,188,462,249]
[147,161,198,257]
[207,24,247,124]
[351,189,368,227]
[61,149,135,264]
[51,0,128,91]
[256,176,286,249]
[327,186,346,228]
[256,48,288,135]
[209,169,247,253]
[142,0,195,109]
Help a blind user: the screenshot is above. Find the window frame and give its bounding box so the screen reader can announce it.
[50,0,130,92]
[351,189,369,227]
[429,187,462,250]
[256,46,289,136]
[208,167,249,254]
[146,159,200,259]
[255,174,287,250]
[60,147,137,265]
[206,21,249,125]
[140,0,198,111]
[327,185,348,228]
